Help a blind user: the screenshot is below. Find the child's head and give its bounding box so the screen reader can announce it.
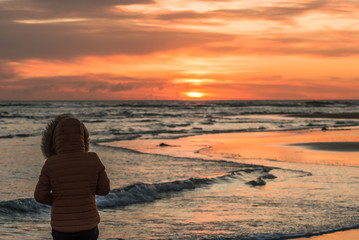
[41,114,90,158]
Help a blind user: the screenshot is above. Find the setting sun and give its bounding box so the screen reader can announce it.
[186,92,204,98]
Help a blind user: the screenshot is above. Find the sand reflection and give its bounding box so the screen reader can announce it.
[192,128,359,167]
[104,128,359,167]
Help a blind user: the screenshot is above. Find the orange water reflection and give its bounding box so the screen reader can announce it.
[192,128,359,166]
[104,128,359,167]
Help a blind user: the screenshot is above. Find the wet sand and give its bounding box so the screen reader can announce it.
[103,127,359,239]
[105,127,359,166]
[289,141,359,152]
[185,128,359,240]
[295,228,359,240]
[183,127,359,167]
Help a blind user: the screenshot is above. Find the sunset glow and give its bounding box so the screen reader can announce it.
[0,0,359,100]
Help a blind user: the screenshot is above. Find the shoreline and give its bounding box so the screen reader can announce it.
[182,128,359,240]
[101,127,359,240]
[104,127,359,167]
[184,127,359,167]
[294,228,359,240]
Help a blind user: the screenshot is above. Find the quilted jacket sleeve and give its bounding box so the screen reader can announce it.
[34,164,53,205]
[95,155,110,196]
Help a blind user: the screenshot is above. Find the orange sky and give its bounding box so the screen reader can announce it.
[0,0,358,100]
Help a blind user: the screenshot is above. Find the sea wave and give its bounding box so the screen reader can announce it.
[0,133,39,139]
[0,166,277,217]
[0,198,50,216]
[1,100,359,142]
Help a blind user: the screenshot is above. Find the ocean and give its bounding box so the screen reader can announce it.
[0,100,358,239]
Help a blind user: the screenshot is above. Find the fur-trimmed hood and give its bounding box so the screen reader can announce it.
[41,114,90,158]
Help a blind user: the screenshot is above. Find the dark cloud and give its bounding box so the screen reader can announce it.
[0,0,155,20]
[158,11,208,20]
[201,30,359,57]
[0,19,234,60]
[110,82,137,92]
[0,60,16,80]
[252,30,359,57]
[1,0,359,61]
[33,0,155,7]
[0,0,172,60]
[1,73,166,94]
[89,84,109,93]
[3,75,93,90]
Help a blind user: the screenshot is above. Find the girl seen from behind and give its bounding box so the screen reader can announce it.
[34,115,110,240]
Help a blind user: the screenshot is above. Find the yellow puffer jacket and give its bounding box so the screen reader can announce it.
[34,115,110,232]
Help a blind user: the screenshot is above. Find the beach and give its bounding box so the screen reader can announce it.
[296,229,359,240]
[191,128,359,240]
[106,127,359,166]
[0,100,359,239]
[104,127,359,240]
[1,0,359,235]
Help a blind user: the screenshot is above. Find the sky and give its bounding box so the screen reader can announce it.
[0,0,358,100]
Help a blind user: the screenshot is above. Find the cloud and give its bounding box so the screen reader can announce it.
[158,11,208,20]
[200,29,359,57]
[158,0,359,23]
[1,0,359,60]
[1,0,359,100]
[214,1,328,21]
[110,82,138,92]
[0,19,233,60]
[0,60,17,80]
[1,71,358,100]
[0,73,166,94]
[252,30,359,57]
[201,76,359,100]
[0,72,171,100]
[158,1,330,22]
[0,0,155,20]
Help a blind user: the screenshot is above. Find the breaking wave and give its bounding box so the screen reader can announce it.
[0,166,276,217]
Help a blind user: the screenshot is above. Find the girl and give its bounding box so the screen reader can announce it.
[35,115,110,240]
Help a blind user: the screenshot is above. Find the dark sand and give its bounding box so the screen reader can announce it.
[286,113,359,119]
[289,141,359,152]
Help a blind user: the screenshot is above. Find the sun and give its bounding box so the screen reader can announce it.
[186,92,204,98]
